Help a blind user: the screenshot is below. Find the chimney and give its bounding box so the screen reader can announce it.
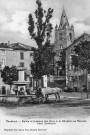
[7,41,10,45]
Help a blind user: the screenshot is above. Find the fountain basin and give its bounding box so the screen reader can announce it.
[13,81,30,85]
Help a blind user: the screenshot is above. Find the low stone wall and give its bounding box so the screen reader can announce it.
[0,94,36,104]
[47,76,66,88]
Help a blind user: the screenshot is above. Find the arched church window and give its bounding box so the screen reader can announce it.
[69,33,72,40]
[59,33,63,40]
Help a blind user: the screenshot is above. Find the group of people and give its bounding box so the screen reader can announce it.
[14,87,42,96]
[13,87,27,95]
[35,87,43,98]
[18,87,27,95]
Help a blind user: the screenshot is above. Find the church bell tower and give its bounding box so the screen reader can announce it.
[54,7,75,54]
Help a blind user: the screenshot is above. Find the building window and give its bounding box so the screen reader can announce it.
[20,52,24,60]
[1,56,6,66]
[60,45,63,49]
[59,33,63,40]
[69,64,72,70]
[1,50,6,55]
[72,65,75,70]
[70,54,73,62]
[69,76,72,82]
[20,62,24,67]
[69,33,72,40]
[69,64,75,71]
[70,55,72,61]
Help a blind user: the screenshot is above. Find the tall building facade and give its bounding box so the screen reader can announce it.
[65,33,90,89]
[54,8,74,54]
[53,8,90,89]
[54,8,75,76]
[0,42,33,91]
[0,42,33,70]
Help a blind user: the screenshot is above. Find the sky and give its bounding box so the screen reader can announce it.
[0,0,90,47]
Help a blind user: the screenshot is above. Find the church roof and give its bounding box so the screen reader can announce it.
[59,7,70,29]
[65,33,90,50]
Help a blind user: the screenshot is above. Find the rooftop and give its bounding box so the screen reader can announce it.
[65,33,90,50]
[0,42,34,51]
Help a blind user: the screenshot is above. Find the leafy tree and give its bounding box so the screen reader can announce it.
[56,49,66,76]
[71,40,90,70]
[28,0,54,79]
[1,66,18,92]
[71,40,90,98]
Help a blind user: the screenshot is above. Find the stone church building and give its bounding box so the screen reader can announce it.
[53,8,90,89]
[54,8,74,53]
[54,8,75,77]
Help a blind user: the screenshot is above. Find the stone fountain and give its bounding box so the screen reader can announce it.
[13,67,30,93]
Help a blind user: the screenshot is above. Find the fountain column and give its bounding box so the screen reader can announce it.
[13,67,30,94]
[18,70,25,82]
